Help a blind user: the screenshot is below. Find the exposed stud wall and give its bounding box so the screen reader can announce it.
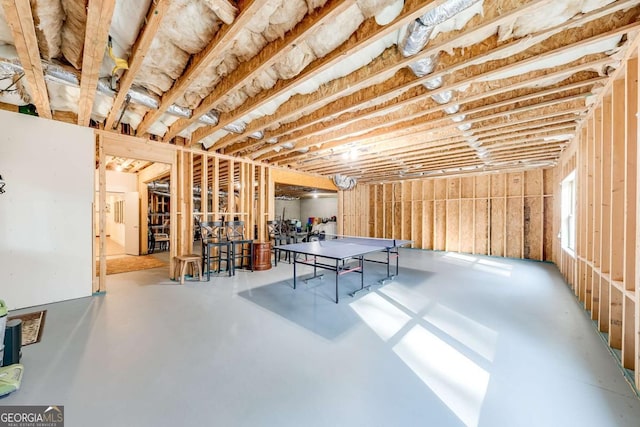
[554,48,639,389]
[340,170,553,261]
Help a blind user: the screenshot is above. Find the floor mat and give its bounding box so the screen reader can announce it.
[8,310,46,346]
[96,255,167,275]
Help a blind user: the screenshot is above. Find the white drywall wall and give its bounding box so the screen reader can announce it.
[301,196,337,223]
[0,110,94,310]
[93,171,137,244]
[274,199,301,221]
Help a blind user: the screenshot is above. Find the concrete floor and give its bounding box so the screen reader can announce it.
[3,250,640,427]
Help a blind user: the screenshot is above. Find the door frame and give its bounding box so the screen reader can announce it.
[94,131,177,293]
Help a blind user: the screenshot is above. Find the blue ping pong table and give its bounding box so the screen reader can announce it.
[276,236,412,303]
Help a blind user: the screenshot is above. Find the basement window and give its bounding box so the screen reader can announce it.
[561,170,576,255]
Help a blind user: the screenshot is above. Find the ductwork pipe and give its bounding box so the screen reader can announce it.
[224,121,246,134]
[0,58,221,128]
[400,0,482,60]
[424,76,443,90]
[409,54,438,77]
[431,90,453,104]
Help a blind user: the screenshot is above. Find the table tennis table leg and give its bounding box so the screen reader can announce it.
[335,259,339,304]
[349,256,371,299]
[293,255,297,290]
[372,248,395,285]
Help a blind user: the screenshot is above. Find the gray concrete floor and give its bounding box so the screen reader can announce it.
[3,250,640,427]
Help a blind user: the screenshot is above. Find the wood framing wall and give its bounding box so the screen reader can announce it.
[554,51,639,390]
[339,170,554,261]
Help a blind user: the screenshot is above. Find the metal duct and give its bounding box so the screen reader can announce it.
[431,90,453,104]
[224,121,246,134]
[44,63,79,86]
[457,123,472,131]
[400,0,481,58]
[167,104,192,118]
[332,174,357,191]
[0,59,22,74]
[408,54,438,77]
[444,104,460,114]
[126,87,159,109]
[266,137,278,144]
[424,76,443,90]
[200,111,220,125]
[419,0,480,27]
[281,142,294,149]
[147,182,170,191]
[97,79,116,97]
[451,114,466,122]
[400,20,434,57]
[0,58,219,128]
[249,131,264,140]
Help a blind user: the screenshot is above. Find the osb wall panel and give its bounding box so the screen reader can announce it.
[340,169,554,261]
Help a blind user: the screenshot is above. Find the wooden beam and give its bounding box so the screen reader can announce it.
[163,0,356,141]
[270,168,337,191]
[264,70,602,163]
[135,0,256,136]
[104,0,170,130]
[221,0,557,152]
[192,0,454,145]
[77,0,117,126]
[1,0,51,119]
[209,0,628,150]
[279,109,584,167]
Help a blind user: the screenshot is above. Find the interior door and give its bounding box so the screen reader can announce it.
[124,192,140,255]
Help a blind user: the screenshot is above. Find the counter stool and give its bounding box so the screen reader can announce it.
[175,254,202,284]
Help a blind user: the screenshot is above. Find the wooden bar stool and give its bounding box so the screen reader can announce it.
[175,254,202,284]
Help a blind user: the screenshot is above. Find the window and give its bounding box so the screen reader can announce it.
[561,170,576,254]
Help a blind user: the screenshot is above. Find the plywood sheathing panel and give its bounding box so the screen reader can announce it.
[524,197,543,260]
[610,287,623,349]
[506,197,523,258]
[474,199,489,255]
[434,200,446,251]
[345,171,550,260]
[622,295,635,369]
[446,200,460,252]
[543,196,554,261]
[490,198,505,257]
[460,200,474,254]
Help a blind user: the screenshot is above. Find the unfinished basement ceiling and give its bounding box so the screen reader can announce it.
[1,0,639,183]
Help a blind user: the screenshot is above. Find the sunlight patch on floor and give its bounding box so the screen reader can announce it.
[393,325,490,427]
[423,304,498,362]
[350,293,411,341]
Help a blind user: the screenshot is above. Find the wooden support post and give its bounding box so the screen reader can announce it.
[213,156,220,220]
[599,97,612,332]
[258,165,266,241]
[97,135,107,293]
[201,155,209,221]
[169,152,178,279]
[227,159,235,221]
[610,79,625,284]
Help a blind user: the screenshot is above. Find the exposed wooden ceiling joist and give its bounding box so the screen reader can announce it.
[104,0,171,130]
[135,0,261,136]
[252,10,636,162]
[77,0,117,126]
[1,0,51,119]
[191,0,455,145]
[162,0,356,141]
